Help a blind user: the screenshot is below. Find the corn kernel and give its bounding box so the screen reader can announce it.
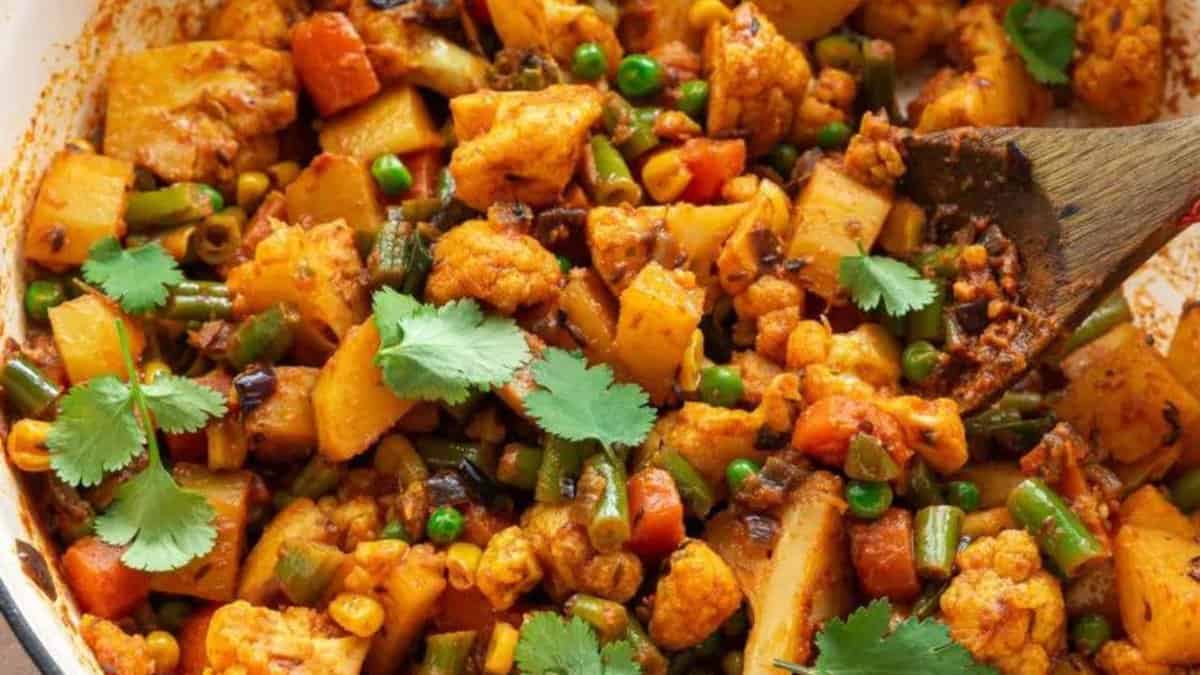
[961,244,989,270]
[484,622,520,674]
[142,359,172,384]
[146,630,180,674]
[329,592,386,638]
[688,0,733,30]
[7,420,52,473]
[236,171,271,211]
[267,161,302,188]
[446,542,483,590]
[641,149,693,204]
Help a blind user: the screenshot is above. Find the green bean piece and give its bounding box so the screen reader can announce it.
[844,433,900,482]
[497,443,543,491]
[24,279,67,323]
[195,207,245,266]
[274,540,345,606]
[846,480,893,519]
[620,107,662,160]
[1071,614,1111,655]
[1170,468,1200,513]
[171,280,231,298]
[160,287,233,322]
[862,39,901,121]
[535,436,594,503]
[1007,478,1106,577]
[1055,292,1131,358]
[225,304,299,370]
[125,183,217,232]
[586,453,631,552]
[415,437,492,474]
[589,135,643,206]
[291,456,345,499]
[417,631,476,675]
[1,356,62,418]
[907,458,945,508]
[914,245,963,278]
[815,121,852,149]
[624,618,669,675]
[907,288,945,342]
[993,390,1046,414]
[915,505,965,580]
[427,505,466,545]
[369,219,433,295]
[911,581,950,620]
[199,184,225,212]
[566,593,629,642]
[902,340,942,383]
[945,480,982,512]
[656,449,715,517]
[814,34,865,73]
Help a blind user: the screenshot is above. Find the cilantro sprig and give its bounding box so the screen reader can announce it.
[838,250,938,318]
[525,348,656,452]
[372,289,531,405]
[775,600,996,675]
[82,237,185,314]
[47,320,225,571]
[515,612,640,675]
[1004,0,1077,85]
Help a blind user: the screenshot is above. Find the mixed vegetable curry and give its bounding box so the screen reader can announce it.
[3,0,1197,673]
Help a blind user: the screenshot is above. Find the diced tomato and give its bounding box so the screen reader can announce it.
[403,148,445,200]
[848,508,921,602]
[627,468,686,559]
[177,604,219,675]
[679,138,747,204]
[61,537,150,620]
[291,12,381,117]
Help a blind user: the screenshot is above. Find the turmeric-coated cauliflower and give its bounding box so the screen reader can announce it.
[792,67,857,147]
[426,218,563,315]
[649,540,743,650]
[1096,640,1173,675]
[521,503,644,602]
[940,530,1067,675]
[859,0,959,68]
[80,615,156,675]
[1073,0,1165,125]
[475,526,544,611]
[878,396,968,475]
[843,112,907,190]
[206,600,371,675]
[704,3,812,155]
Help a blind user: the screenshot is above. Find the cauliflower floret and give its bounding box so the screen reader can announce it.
[586,206,661,295]
[1096,640,1173,675]
[859,0,959,68]
[322,495,381,551]
[825,324,903,391]
[1073,0,1165,125]
[80,615,156,675]
[878,396,968,475]
[756,306,801,364]
[704,2,813,155]
[449,85,604,210]
[476,526,544,611]
[426,218,563,315]
[207,601,371,675]
[733,276,805,322]
[843,112,907,190]
[792,67,858,146]
[649,540,743,650]
[521,503,645,602]
[940,530,1067,675]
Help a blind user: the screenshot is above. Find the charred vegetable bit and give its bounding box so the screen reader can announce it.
[419,631,476,675]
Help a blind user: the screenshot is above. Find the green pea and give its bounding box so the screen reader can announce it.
[557,255,573,274]
[677,80,710,120]
[572,42,608,81]
[380,519,410,542]
[699,366,743,408]
[1071,614,1111,655]
[945,480,982,512]
[198,184,225,212]
[617,54,665,98]
[1170,467,1200,513]
[24,279,66,323]
[725,458,761,494]
[426,505,465,545]
[767,143,800,178]
[902,340,942,383]
[371,153,414,196]
[846,480,893,520]
[815,121,852,149]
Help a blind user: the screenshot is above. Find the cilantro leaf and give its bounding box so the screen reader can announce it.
[515,612,640,675]
[1004,0,1077,85]
[838,251,937,318]
[93,464,218,572]
[525,349,656,450]
[82,237,185,314]
[47,376,141,487]
[775,600,997,675]
[373,291,530,405]
[143,375,228,434]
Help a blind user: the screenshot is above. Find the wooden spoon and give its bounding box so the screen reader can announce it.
[902,116,1200,412]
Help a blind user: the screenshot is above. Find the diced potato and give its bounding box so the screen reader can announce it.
[878,197,927,257]
[561,269,620,367]
[245,366,319,463]
[319,86,443,162]
[312,319,416,462]
[487,0,623,77]
[717,178,794,295]
[666,201,754,283]
[104,41,297,185]
[753,0,864,41]
[613,263,704,404]
[227,221,369,352]
[1119,486,1195,539]
[1114,525,1200,664]
[207,601,370,675]
[1055,323,1200,467]
[825,324,902,391]
[238,498,337,604]
[706,471,853,674]
[49,294,144,384]
[151,464,252,602]
[365,545,446,675]
[1167,301,1200,396]
[24,149,134,271]
[285,154,386,244]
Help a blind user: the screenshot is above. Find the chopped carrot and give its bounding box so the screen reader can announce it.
[177,604,219,675]
[62,537,150,620]
[291,12,381,117]
[403,148,445,200]
[791,395,907,468]
[679,138,746,204]
[627,468,686,559]
[848,508,921,602]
